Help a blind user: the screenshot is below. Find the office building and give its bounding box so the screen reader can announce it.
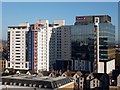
[71,15,115,73]
[7,22,30,70]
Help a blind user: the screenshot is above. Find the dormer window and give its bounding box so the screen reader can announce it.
[63,75,66,77]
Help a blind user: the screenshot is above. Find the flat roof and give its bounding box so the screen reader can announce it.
[1,74,72,89]
[8,26,27,28]
[1,74,67,82]
[1,84,53,90]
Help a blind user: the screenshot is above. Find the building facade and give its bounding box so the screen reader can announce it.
[73,71,84,90]
[28,20,67,72]
[71,15,115,73]
[115,46,120,70]
[86,73,109,90]
[7,23,30,70]
[27,24,38,72]
[7,15,115,73]
[117,74,120,86]
[37,20,51,72]
[28,20,52,72]
[53,25,72,71]
[71,18,94,72]
[0,59,6,72]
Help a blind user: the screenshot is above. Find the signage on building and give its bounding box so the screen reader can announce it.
[76,17,85,20]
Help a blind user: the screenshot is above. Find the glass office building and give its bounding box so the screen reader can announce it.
[71,15,115,73]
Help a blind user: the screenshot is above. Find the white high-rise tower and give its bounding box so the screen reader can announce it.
[7,23,29,70]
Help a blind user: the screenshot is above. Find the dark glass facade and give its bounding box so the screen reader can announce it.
[71,15,115,72]
[71,24,94,72]
[99,23,115,61]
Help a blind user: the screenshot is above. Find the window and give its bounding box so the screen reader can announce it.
[26,63,28,68]
[16,59,20,61]
[16,53,20,54]
[8,63,10,67]
[16,50,20,51]
[16,47,20,48]
[16,34,20,36]
[16,31,20,33]
[16,40,20,42]
[97,84,99,87]
[16,56,20,58]
[15,66,20,68]
[16,37,20,39]
[76,75,78,79]
[16,63,20,64]
[16,44,20,45]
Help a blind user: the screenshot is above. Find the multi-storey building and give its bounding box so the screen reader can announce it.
[7,15,115,74]
[28,20,66,72]
[7,23,29,70]
[37,20,51,72]
[71,15,115,73]
[71,21,93,72]
[53,25,72,71]
[28,20,51,72]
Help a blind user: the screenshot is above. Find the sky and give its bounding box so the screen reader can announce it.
[1,0,120,2]
[2,2,118,41]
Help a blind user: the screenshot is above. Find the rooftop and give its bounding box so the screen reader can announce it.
[1,74,72,89]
